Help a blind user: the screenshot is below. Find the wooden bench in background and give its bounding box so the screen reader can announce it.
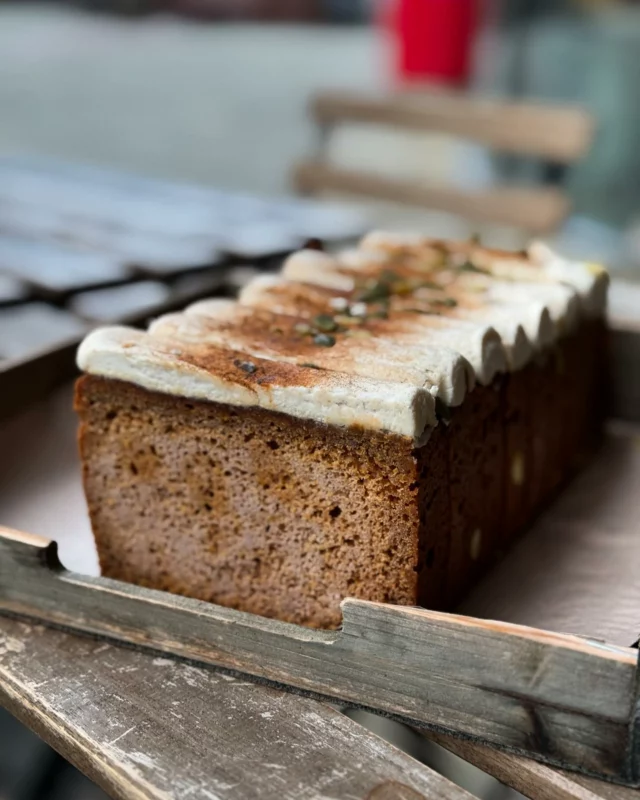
[293,89,595,234]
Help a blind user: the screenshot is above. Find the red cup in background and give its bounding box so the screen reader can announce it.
[379,0,480,87]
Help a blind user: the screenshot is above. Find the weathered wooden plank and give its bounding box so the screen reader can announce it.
[0,527,637,784]
[292,160,569,233]
[0,615,468,800]
[0,604,627,800]
[422,731,640,800]
[311,91,594,163]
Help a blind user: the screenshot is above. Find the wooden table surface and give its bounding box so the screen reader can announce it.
[0,616,472,800]
[1,384,640,799]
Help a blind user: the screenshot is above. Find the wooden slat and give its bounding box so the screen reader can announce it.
[312,91,594,163]
[0,528,637,785]
[0,615,469,800]
[422,732,639,800]
[293,160,570,233]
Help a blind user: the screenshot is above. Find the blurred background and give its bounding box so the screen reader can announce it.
[6,0,640,262]
[2,0,640,798]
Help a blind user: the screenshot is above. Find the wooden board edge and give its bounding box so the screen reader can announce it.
[420,731,640,799]
[1,526,638,784]
[0,664,154,800]
[626,662,640,785]
[0,615,473,800]
[310,91,594,163]
[292,159,569,233]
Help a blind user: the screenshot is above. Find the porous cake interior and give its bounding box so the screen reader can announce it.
[77,376,439,628]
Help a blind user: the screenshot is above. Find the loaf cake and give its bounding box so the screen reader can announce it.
[75,234,608,628]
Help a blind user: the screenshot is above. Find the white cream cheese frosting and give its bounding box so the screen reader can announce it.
[242,274,528,373]
[527,241,608,318]
[359,231,608,320]
[282,249,355,292]
[282,249,553,357]
[150,304,474,407]
[77,234,609,437]
[236,279,500,388]
[78,327,436,438]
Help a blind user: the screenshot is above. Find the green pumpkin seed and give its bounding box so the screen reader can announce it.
[234,359,257,374]
[458,259,489,275]
[313,333,336,347]
[313,313,338,332]
[355,280,391,303]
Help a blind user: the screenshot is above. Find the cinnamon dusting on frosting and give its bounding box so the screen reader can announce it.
[77,234,608,438]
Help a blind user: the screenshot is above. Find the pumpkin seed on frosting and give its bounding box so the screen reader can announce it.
[234,359,257,374]
[313,333,336,347]
[354,278,392,303]
[457,259,490,275]
[313,313,338,332]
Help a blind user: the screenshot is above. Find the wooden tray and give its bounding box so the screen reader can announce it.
[1,319,640,787]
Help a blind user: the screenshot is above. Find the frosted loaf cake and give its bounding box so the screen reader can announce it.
[75,235,608,628]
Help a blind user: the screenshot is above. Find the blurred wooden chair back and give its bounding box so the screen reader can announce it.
[292,90,595,234]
